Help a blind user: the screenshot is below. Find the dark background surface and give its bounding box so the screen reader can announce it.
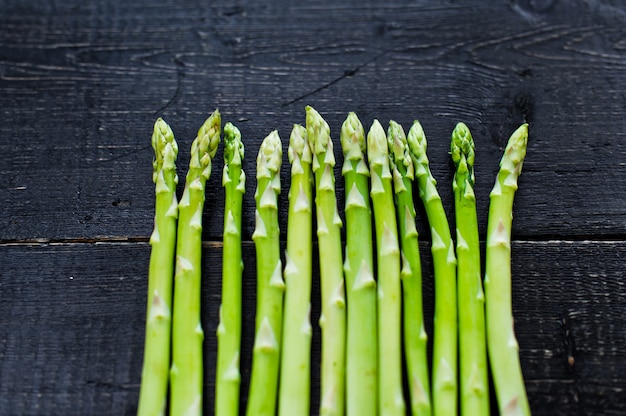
[1,0,625,415]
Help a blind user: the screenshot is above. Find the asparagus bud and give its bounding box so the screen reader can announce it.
[170,110,221,416]
[137,118,179,416]
[306,106,346,416]
[215,122,245,416]
[278,124,314,416]
[246,130,284,416]
[368,120,406,416]
[407,120,458,416]
[340,112,378,416]
[485,124,531,416]
[451,123,489,416]
[387,120,431,416]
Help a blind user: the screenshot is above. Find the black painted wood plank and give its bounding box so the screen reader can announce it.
[0,0,625,241]
[0,240,624,415]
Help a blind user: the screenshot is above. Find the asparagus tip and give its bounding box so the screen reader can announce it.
[288,123,312,165]
[305,105,331,161]
[451,122,475,187]
[366,119,389,168]
[197,109,221,158]
[499,123,529,179]
[387,119,414,182]
[151,117,178,181]
[256,130,283,180]
[504,123,529,161]
[223,122,244,167]
[407,120,427,161]
[340,112,366,161]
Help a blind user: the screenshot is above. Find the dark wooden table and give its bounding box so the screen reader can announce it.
[1,0,625,415]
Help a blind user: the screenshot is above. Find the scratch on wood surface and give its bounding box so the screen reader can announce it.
[0,237,149,246]
[85,379,136,390]
[95,144,151,164]
[509,0,556,21]
[154,61,185,115]
[281,51,387,107]
[0,237,234,247]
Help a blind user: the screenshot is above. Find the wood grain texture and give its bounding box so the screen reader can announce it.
[0,241,624,415]
[0,0,624,241]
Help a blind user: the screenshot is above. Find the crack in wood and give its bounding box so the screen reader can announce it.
[281,51,387,107]
[153,61,185,115]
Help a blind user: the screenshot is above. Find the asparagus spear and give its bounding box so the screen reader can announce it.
[387,120,431,416]
[485,123,531,416]
[170,110,221,416]
[451,123,489,416]
[246,130,284,416]
[278,124,314,416]
[367,120,406,416]
[305,106,346,416]
[137,118,179,416]
[407,120,457,416]
[215,122,245,416]
[340,113,378,416]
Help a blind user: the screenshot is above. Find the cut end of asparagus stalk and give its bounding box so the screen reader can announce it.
[305,105,334,170]
[191,109,221,179]
[151,117,178,183]
[451,122,476,190]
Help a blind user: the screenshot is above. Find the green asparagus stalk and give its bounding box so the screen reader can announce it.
[137,118,179,416]
[485,123,531,416]
[367,120,406,416]
[215,122,245,416]
[305,106,346,416]
[407,120,457,416]
[451,123,489,416]
[278,124,314,416]
[246,130,284,416]
[387,120,431,416]
[340,112,378,416]
[170,110,221,416]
